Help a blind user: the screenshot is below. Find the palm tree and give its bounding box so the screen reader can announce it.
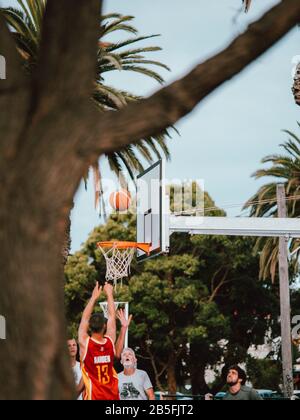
[244,126,300,281]
[1,1,173,212]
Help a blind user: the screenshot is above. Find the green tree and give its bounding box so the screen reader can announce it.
[175,234,280,394]
[246,357,282,391]
[244,127,300,280]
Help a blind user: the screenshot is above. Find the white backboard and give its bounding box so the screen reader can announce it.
[137,160,170,261]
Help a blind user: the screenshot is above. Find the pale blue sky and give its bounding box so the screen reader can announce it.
[2,0,300,252]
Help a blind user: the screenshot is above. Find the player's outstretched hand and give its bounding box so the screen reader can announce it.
[91,282,103,302]
[117,309,133,329]
[103,282,114,297]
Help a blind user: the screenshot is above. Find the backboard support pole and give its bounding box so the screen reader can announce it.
[277,184,294,399]
[124,302,129,349]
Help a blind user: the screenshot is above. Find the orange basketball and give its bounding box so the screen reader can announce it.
[109,189,131,211]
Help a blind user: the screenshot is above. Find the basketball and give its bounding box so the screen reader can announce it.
[109,189,131,211]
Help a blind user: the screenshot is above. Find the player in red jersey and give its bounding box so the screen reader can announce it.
[78,282,119,401]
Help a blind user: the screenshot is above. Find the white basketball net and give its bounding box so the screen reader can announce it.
[98,243,135,288]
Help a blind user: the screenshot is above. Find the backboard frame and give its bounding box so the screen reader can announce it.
[136,160,170,262]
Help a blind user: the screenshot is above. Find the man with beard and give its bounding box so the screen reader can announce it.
[223,365,262,401]
[118,348,155,400]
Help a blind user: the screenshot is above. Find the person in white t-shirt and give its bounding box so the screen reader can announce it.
[118,348,155,401]
[67,338,84,400]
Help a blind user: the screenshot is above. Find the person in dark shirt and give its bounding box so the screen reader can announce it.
[223,365,262,401]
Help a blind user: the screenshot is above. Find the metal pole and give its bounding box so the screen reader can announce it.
[125,302,129,349]
[277,184,294,399]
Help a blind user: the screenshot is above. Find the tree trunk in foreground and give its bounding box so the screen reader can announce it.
[0,0,300,399]
[0,203,76,399]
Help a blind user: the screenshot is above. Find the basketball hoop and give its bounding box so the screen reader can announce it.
[99,301,130,347]
[97,241,150,287]
[100,302,123,319]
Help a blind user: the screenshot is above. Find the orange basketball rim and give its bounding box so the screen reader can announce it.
[97,241,151,255]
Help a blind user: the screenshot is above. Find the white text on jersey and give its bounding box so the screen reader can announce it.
[94,356,111,364]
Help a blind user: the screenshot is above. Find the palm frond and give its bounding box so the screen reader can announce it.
[119,46,162,58]
[106,153,128,189]
[121,59,171,72]
[103,13,124,20]
[246,127,300,280]
[93,84,128,110]
[116,152,137,181]
[16,0,39,41]
[120,146,144,173]
[1,7,35,41]
[25,0,45,31]
[104,23,138,36]
[131,142,153,164]
[106,35,161,53]
[98,53,123,71]
[141,137,167,162]
[119,65,165,84]
[102,15,137,36]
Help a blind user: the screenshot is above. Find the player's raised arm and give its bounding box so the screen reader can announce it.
[78,282,102,356]
[115,309,133,359]
[103,283,116,343]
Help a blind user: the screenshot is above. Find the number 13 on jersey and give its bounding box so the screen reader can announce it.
[96,364,110,385]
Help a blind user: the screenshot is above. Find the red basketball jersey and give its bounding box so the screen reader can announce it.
[81,336,119,401]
